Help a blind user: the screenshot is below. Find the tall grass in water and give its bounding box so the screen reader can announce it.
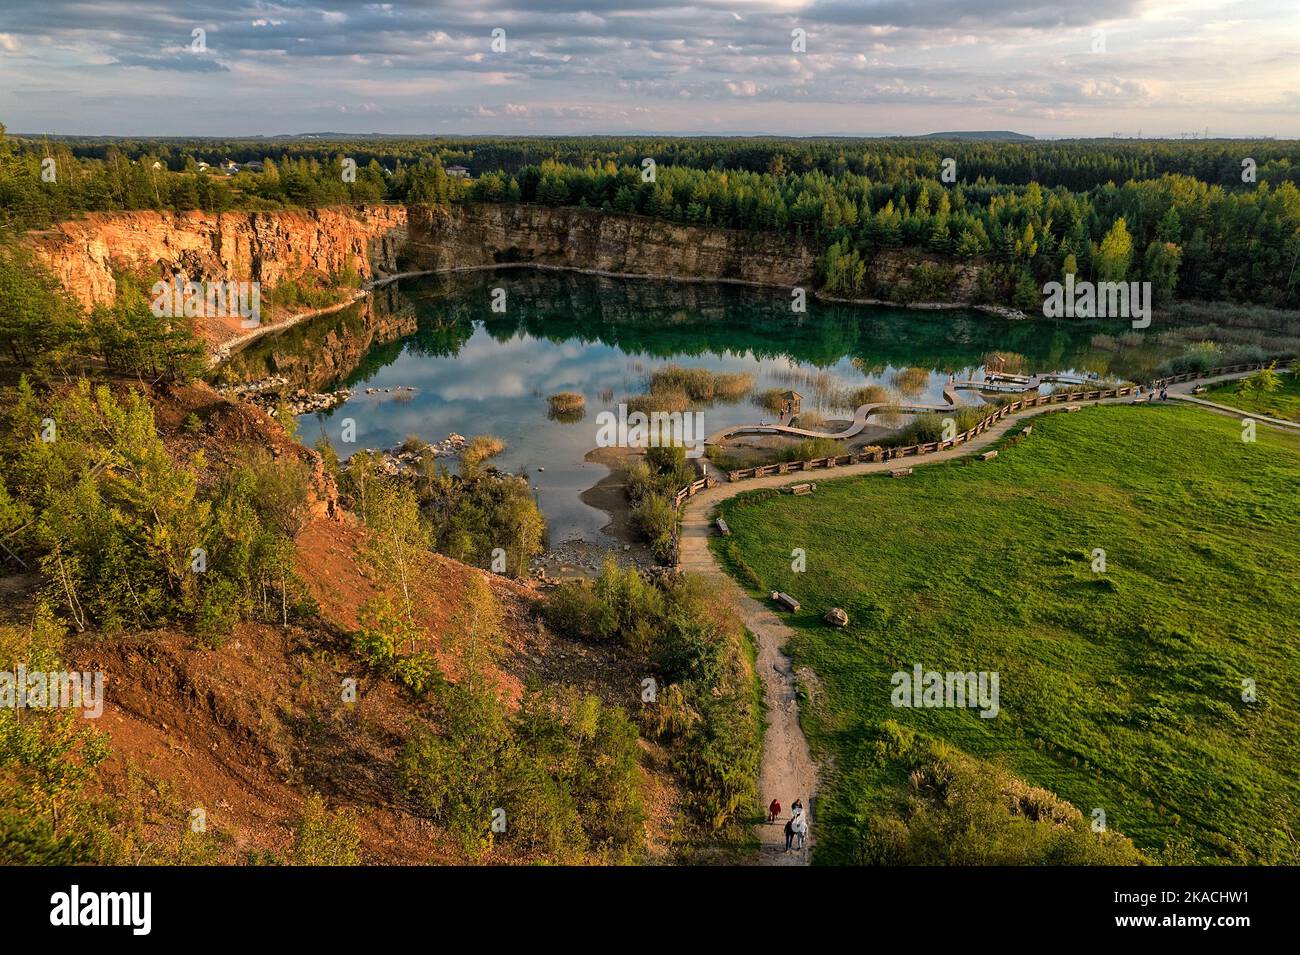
[891,366,930,396]
[648,364,755,402]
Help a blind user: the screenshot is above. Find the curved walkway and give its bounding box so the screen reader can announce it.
[679,367,1273,866]
[704,383,962,445]
[1164,372,1300,432]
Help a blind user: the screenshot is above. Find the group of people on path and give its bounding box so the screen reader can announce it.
[767,798,809,852]
[1137,383,1170,401]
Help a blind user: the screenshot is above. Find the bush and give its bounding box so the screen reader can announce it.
[852,724,1148,865]
[402,680,644,862]
[775,436,845,462]
[291,794,362,865]
[631,494,677,563]
[544,568,761,838]
[352,596,441,695]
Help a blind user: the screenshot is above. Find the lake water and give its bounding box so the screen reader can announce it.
[231,269,1136,544]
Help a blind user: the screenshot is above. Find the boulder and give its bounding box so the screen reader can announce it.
[823,607,849,627]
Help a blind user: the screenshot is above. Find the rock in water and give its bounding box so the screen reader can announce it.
[823,607,849,627]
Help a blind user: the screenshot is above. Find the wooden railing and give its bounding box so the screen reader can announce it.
[673,477,714,509]
[721,359,1293,484]
[667,475,717,566]
[722,386,1130,480]
[665,358,1292,566]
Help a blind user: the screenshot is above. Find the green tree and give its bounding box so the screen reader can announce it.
[1096,217,1134,282]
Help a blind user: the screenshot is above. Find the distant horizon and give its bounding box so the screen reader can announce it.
[5,130,1293,143]
[2,1,1297,139]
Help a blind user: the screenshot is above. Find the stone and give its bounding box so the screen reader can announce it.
[823,607,849,627]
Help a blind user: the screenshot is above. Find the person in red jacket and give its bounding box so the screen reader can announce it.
[768,798,782,824]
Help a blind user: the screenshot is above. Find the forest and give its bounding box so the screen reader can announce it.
[2,126,1298,308]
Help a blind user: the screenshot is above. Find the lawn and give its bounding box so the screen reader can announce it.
[1201,369,1300,423]
[714,403,1300,864]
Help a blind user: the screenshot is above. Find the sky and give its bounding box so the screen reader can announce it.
[0,0,1296,138]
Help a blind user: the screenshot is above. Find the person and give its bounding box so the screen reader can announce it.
[1160,387,1168,401]
[792,809,808,850]
[768,798,782,824]
[783,816,795,852]
[791,798,803,817]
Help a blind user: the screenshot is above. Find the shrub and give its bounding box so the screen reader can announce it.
[853,724,1148,865]
[543,566,761,838]
[352,596,441,695]
[775,436,845,462]
[291,794,362,865]
[631,494,677,563]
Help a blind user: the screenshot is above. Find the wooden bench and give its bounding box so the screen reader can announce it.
[890,467,912,478]
[1020,425,1033,436]
[771,591,801,612]
[788,482,815,496]
[715,518,730,536]
[979,450,998,461]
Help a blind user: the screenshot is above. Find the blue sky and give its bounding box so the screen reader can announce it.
[1,1,1296,137]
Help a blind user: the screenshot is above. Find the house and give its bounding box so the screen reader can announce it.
[780,390,802,417]
[241,160,264,173]
[446,165,469,178]
[220,160,239,174]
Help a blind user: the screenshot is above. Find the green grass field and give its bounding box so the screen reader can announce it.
[714,404,1300,864]
[1202,370,1300,423]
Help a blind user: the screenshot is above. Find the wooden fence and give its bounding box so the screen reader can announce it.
[665,358,1292,566]
[721,359,1292,483]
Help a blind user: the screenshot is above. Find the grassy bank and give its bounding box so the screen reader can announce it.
[1202,369,1300,423]
[713,403,1300,864]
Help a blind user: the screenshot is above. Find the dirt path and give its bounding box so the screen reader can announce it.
[678,373,1273,865]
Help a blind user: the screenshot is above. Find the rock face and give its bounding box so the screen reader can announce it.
[24,204,409,310]
[823,607,850,627]
[404,204,821,286]
[23,203,992,352]
[225,284,419,391]
[863,247,985,304]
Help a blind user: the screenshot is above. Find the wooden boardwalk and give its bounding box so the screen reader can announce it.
[705,383,962,445]
[678,362,1284,865]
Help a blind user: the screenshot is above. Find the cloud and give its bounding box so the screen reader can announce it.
[0,0,1292,136]
[113,53,231,73]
